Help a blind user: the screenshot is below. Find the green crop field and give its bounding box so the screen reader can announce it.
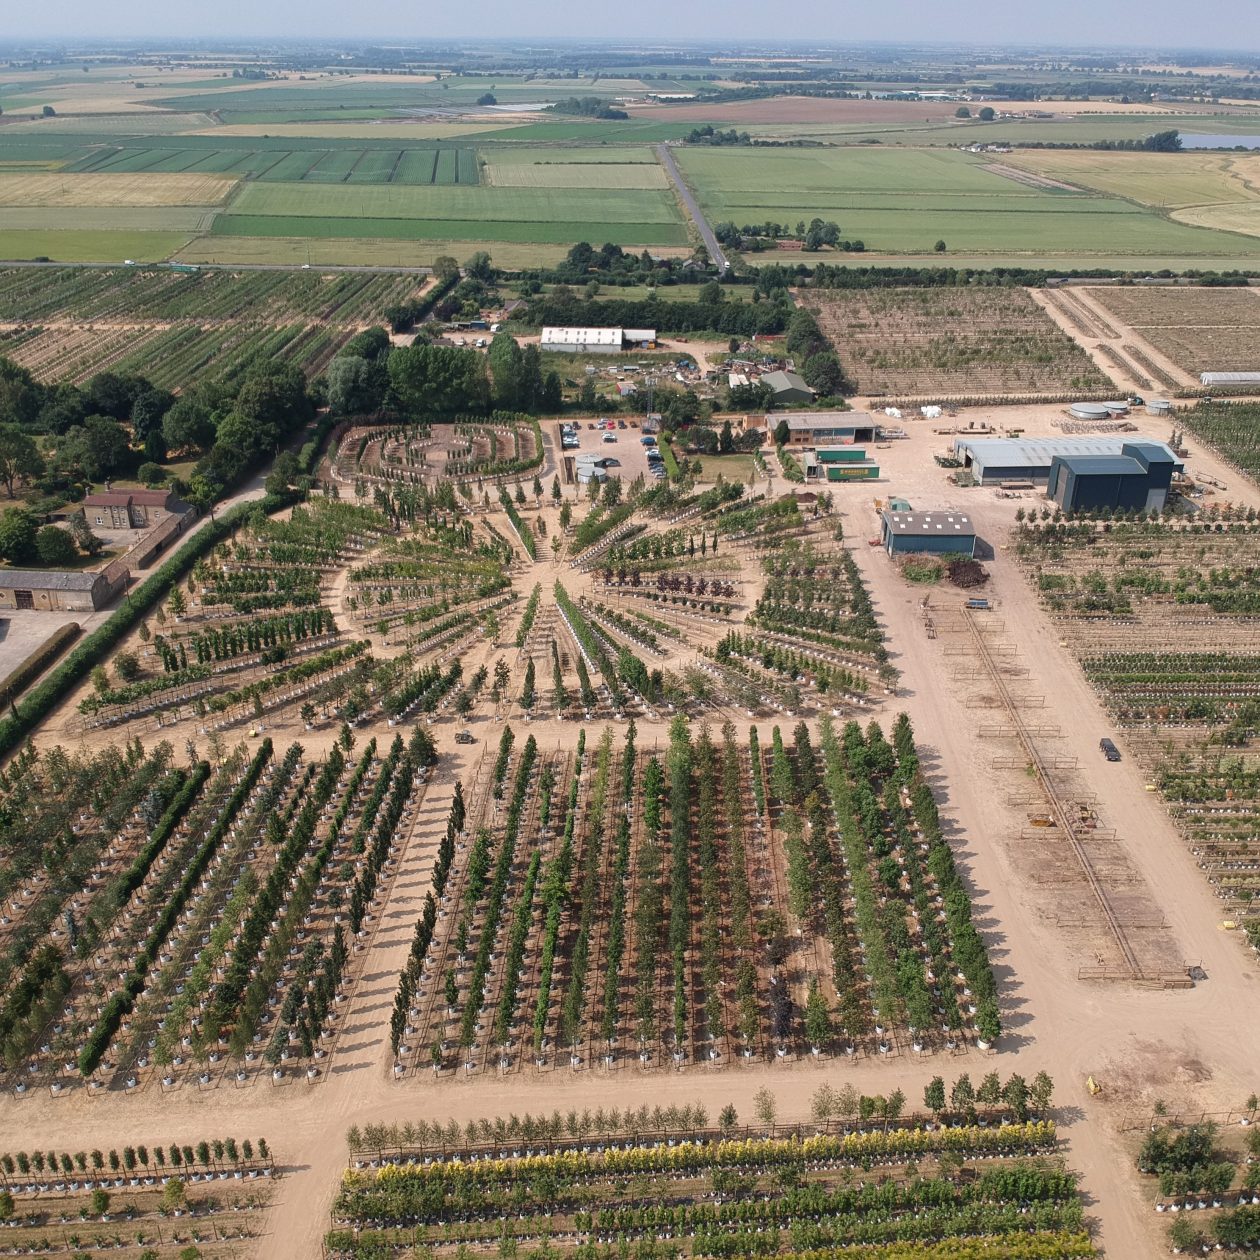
[485,145,661,164]
[485,161,667,188]
[675,146,1260,258]
[0,230,193,262]
[211,214,686,246]
[227,180,680,223]
[64,142,481,184]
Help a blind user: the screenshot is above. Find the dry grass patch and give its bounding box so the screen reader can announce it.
[0,171,238,207]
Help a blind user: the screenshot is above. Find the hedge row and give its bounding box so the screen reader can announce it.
[0,622,81,710]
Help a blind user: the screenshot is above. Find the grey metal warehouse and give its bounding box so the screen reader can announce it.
[1047,441,1182,513]
[953,435,1180,485]
[881,511,976,558]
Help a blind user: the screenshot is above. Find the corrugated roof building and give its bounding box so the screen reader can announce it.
[880,511,976,558]
[539,327,657,354]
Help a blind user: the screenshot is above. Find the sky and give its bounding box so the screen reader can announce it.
[7,0,1258,50]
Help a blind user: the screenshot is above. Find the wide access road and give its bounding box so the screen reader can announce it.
[656,143,729,272]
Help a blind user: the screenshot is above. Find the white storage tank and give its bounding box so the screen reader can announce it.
[1069,402,1111,421]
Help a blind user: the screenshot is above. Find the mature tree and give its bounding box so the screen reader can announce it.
[802,351,849,397]
[55,415,130,481]
[488,332,528,409]
[388,343,489,415]
[773,418,790,447]
[955,105,971,118]
[83,372,142,422]
[540,370,563,413]
[0,424,44,497]
[433,255,460,282]
[34,524,76,566]
[68,513,103,555]
[719,419,734,454]
[698,280,725,305]
[464,251,494,282]
[978,106,996,121]
[0,357,42,428]
[934,239,947,253]
[162,395,217,454]
[130,388,174,442]
[0,507,38,564]
[327,355,387,416]
[785,310,827,361]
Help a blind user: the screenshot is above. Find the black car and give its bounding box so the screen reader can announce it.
[1099,738,1121,762]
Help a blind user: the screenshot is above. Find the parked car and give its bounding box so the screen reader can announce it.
[603,433,617,443]
[455,731,475,745]
[1099,738,1121,762]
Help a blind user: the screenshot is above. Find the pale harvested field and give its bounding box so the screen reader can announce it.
[485,160,668,188]
[1007,149,1260,210]
[633,96,966,123]
[1173,200,1260,237]
[1085,285,1260,374]
[0,170,238,206]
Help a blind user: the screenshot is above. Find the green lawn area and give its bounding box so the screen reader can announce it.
[675,145,1260,257]
[695,452,758,484]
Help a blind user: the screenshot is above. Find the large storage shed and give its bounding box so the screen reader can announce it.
[1047,441,1182,513]
[0,566,125,612]
[539,327,657,354]
[779,412,876,446]
[881,511,976,558]
[954,435,1180,485]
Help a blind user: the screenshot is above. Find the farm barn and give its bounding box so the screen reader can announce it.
[881,510,976,558]
[0,564,126,612]
[1047,441,1182,513]
[953,435,1179,485]
[780,412,877,446]
[539,327,657,354]
[762,369,815,404]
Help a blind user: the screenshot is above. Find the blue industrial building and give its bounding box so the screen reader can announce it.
[881,510,977,558]
[1047,441,1182,513]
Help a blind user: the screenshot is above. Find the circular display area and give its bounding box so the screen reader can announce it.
[1069,402,1112,420]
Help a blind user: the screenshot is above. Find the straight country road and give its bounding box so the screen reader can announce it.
[656,142,729,271]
